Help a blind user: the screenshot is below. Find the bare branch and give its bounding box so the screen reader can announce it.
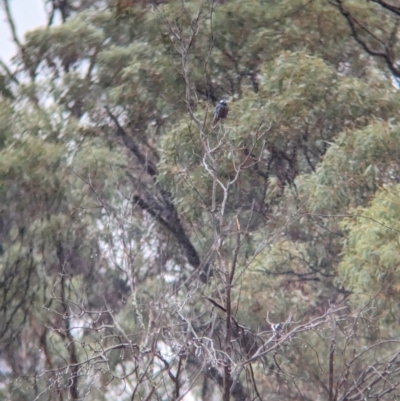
[1,0,22,49]
[370,0,400,15]
[335,0,400,77]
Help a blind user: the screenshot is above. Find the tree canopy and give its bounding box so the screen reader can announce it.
[2,0,400,400]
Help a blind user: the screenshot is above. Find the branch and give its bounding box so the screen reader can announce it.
[132,195,201,270]
[2,0,22,50]
[335,0,400,77]
[105,107,157,177]
[329,315,336,401]
[105,108,203,277]
[241,306,346,366]
[0,58,19,85]
[370,0,400,15]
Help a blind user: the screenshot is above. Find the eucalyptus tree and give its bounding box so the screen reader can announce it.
[1,0,400,400]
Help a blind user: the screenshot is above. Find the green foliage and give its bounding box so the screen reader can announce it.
[2,0,400,399]
[339,184,400,297]
[302,121,400,213]
[24,12,105,73]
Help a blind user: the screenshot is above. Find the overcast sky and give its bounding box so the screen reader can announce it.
[1,0,47,62]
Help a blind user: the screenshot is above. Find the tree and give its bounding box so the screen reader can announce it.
[1,0,400,400]
[335,0,400,79]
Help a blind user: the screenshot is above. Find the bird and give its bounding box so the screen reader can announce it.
[212,100,229,126]
[271,323,282,334]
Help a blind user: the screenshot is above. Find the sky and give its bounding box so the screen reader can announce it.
[0,0,47,62]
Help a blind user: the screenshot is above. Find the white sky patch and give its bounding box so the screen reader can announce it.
[0,0,47,62]
[390,73,400,90]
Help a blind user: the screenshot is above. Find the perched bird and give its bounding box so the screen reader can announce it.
[271,323,283,343]
[212,100,229,126]
[271,323,282,334]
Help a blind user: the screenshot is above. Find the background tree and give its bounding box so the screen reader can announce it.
[1,0,400,400]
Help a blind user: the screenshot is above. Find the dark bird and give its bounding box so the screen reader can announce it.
[212,100,229,126]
